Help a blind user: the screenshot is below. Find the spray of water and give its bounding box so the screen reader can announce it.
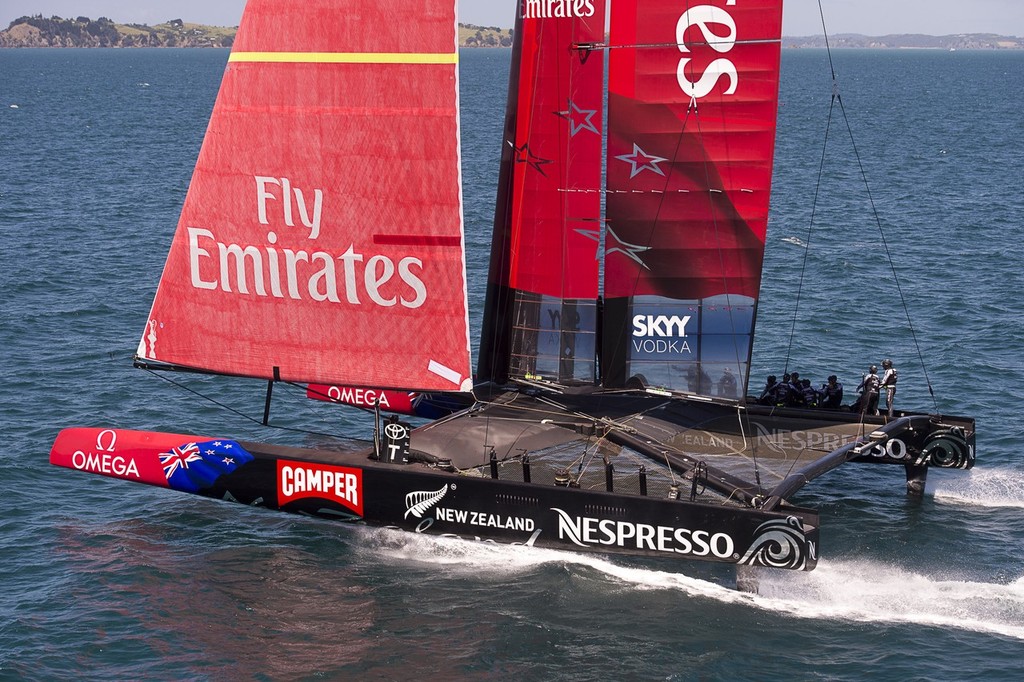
[930,468,1024,510]
[363,528,1024,641]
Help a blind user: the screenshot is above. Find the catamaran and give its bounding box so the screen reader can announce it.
[51,0,975,577]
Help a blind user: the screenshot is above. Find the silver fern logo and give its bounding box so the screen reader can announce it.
[738,516,813,570]
[404,484,449,519]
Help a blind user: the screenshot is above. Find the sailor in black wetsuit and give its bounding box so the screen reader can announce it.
[880,358,898,416]
[856,365,880,415]
[718,367,738,399]
[820,375,844,409]
[787,372,804,407]
[774,373,793,407]
[758,375,778,405]
[800,379,819,407]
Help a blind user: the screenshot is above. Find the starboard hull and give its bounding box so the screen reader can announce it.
[51,427,819,571]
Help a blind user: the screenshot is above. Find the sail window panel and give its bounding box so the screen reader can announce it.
[624,296,700,391]
[621,296,752,398]
[508,293,598,384]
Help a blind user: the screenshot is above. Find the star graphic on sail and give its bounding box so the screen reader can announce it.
[615,143,668,179]
[574,227,602,259]
[556,101,600,137]
[605,226,651,270]
[510,141,552,176]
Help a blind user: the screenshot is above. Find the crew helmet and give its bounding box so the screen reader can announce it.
[869,365,878,373]
[882,358,893,368]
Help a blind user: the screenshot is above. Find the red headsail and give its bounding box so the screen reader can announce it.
[138,0,472,393]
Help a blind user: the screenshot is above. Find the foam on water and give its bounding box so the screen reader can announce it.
[364,528,1024,641]
[930,468,1024,510]
[755,560,1024,641]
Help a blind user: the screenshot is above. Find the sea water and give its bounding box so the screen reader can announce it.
[1,47,1022,679]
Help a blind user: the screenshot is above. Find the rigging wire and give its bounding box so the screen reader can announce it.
[836,94,939,411]
[782,88,835,377]
[141,369,361,442]
[784,1,939,412]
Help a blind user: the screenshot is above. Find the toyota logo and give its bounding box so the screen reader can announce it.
[384,423,408,440]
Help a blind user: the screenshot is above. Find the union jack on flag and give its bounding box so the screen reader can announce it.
[158,439,255,493]
[159,442,202,478]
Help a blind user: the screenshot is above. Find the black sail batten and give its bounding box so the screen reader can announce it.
[134,357,226,377]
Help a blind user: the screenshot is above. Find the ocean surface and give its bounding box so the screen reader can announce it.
[2,46,1023,680]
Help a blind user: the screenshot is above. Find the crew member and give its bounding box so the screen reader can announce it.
[787,372,804,407]
[758,375,778,405]
[855,365,880,415]
[718,367,738,399]
[686,364,713,394]
[880,358,898,417]
[774,373,793,407]
[800,379,819,407]
[820,375,844,409]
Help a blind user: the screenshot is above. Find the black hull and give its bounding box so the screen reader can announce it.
[209,440,819,570]
[51,390,976,573]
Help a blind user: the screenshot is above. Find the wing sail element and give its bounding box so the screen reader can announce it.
[601,0,783,398]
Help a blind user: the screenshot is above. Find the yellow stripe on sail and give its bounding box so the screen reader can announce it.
[228,51,458,65]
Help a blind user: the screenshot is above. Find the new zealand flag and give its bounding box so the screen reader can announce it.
[158,440,255,493]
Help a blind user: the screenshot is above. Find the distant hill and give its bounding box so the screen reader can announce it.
[0,15,515,48]
[459,24,513,48]
[784,33,1023,50]
[3,16,1018,51]
[0,15,235,48]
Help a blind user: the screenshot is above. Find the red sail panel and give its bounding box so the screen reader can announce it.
[137,0,472,393]
[505,4,605,299]
[605,0,782,300]
[601,0,782,396]
[477,2,605,385]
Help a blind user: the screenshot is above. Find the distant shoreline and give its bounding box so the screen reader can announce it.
[1,15,1020,50]
[0,16,514,48]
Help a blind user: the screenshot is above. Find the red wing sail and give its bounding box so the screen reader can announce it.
[477,2,606,385]
[601,0,783,397]
[137,0,472,393]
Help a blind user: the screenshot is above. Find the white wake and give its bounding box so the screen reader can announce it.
[363,529,1024,641]
[930,468,1024,509]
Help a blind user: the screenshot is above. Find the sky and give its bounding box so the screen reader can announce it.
[2,0,1023,37]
